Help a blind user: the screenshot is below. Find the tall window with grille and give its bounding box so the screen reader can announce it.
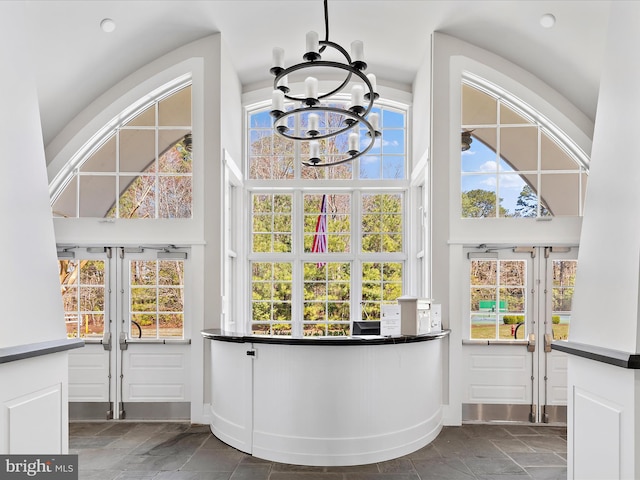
[247,98,408,336]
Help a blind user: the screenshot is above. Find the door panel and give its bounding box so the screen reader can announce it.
[462,246,577,424]
[539,248,577,422]
[60,246,191,420]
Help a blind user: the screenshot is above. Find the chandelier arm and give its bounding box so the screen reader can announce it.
[273,61,373,113]
[302,122,377,167]
[273,106,361,141]
[301,116,378,167]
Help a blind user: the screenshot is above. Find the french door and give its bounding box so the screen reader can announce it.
[58,246,191,420]
[462,246,577,424]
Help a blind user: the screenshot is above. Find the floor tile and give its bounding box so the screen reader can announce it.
[70,421,567,480]
[519,436,567,454]
[508,452,566,467]
[228,464,272,480]
[462,456,527,476]
[412,458,476,479]
[525,466,567,479]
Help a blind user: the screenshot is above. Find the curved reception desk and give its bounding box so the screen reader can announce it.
[201,329,449,466]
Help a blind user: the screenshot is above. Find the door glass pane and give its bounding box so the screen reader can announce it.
[59,259,105,338]
[552,260,576,340]
[470,259,527,340]
[129,259,185,338]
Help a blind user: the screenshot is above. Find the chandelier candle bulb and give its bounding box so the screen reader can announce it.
[308,113,319,136]
[350,84,365,114]
[272,89,285,114]
[351,40,364,63]
[367,73,377,95]
[310,140,320,159]
[277,74,289,92]
[275,116,289,133]
[305,76,318,101]
[369,112,379,133]
[272,47,285,70]
[348,132,359,153]
[306,31,319,55]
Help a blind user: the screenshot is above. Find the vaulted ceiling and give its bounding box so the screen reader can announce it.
[22,1,611,148]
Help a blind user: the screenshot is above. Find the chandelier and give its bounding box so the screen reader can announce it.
[269,0,380,167]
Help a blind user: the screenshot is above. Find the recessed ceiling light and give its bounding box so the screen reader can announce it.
[100,18,116,33]
[540,13,556,28]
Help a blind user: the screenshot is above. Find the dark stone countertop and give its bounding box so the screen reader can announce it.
[0,338,85,364]
[201,328,450,346]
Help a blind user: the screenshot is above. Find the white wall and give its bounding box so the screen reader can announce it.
[570,2,640,353]
[0,2,65,349]
[0,2,70,455]
[565,4,640,478]
[411,36,431,170]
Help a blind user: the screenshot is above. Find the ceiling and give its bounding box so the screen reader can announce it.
[22,0,611,148]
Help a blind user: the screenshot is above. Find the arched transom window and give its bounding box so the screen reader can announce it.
[51,83,192,219]
[461,80,588,218]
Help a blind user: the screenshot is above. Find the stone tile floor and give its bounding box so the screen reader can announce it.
[70,422,567,480]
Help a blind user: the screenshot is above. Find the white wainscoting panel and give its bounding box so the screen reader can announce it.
[68,346,109,402]
[0,352,69,454]
[462,345,531,404]
[573,387,621,480]
[469,385,527,403]
[6,385,61,454]
[128,384,185,400]
[547,351,568,406]
[123,344,190,403]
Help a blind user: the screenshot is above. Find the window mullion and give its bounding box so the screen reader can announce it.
[292,190,303,336]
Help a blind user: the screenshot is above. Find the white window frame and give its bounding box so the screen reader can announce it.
[243,87,411,336]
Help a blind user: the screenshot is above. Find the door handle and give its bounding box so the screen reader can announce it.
[544,333,552,353]
[119,331,129,350]
[102,331,112,351]
[527,333,536,352]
